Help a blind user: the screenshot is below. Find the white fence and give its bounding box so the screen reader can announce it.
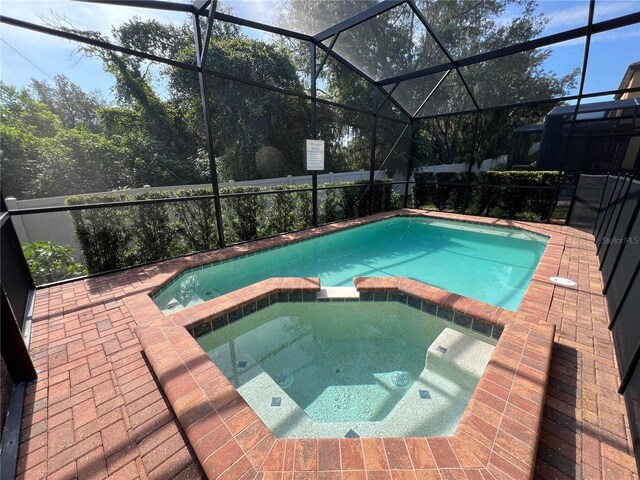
[8,157,505,256]
[414,156,507,174]
[7,169,386,255]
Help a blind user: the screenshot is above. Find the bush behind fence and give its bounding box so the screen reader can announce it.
[67,181,400,274]
[413,171,561,221]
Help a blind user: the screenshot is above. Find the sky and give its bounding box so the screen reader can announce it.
[0,0,638,108]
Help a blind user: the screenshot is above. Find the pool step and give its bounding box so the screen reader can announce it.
[426,328,494,378]
[316,286,360,300]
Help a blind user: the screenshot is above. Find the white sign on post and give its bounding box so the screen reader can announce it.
[305,139,325,171]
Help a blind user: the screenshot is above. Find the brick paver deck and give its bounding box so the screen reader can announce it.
[15,210,638,479]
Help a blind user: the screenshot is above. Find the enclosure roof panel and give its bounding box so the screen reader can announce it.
[413,0,592,60]
[1,0,638,119]
[301,0,636,117]
[329,2,448,82]
[216,0,380,36]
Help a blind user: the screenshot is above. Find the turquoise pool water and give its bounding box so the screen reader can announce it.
[198,302,495,437]
[155,217,547,313]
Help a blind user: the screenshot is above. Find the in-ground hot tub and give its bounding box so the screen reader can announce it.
[196,300,498,438]
[154,217,548,314]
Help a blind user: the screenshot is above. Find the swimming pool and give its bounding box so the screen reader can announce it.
[197,301,496,438]
[154,216,547,313]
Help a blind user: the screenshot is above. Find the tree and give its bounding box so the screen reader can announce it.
[45,16,207,186]
[277,0,578,168]
[51,15,311,183]
[30,75,106,133]
[0,81,135,198]
[2,1,579,200]
[170,29,311,180]
[2,13,317,197]
[0,83,52,197]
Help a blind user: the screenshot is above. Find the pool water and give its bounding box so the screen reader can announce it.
[155,217,547,313]
[198,302,496,438]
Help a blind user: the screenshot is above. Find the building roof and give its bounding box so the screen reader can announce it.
[615,61,640,100]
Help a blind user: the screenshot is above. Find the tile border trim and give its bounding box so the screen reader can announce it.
[186,281,503,343]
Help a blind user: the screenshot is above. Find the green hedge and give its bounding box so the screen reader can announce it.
[413,172,467,212]
[67,180,400,274]
[413,171,561,221]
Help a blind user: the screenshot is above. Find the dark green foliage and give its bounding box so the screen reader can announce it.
[413,173,467,212]
[261,186,315,236]
[319,181,401,223]
[219,186,265,243]
[373,183,402,213]
[67,194,135,272]
[470,171,561,219]
[172,189,219,252]
[129,192,185,263]
[512,163,538,171]
[320,188,343,223]
[342,184,371,219]
[292,191,314,231]
[68,181,400,274]
[263,187,304,236]
[413,171,561,220]
[21,241,87,285]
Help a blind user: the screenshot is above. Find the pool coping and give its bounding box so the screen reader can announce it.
[131,278,555,480]
[122,209,567,479]
[151,211,550,306]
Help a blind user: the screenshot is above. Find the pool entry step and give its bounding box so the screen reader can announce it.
[426,328,494,378]
[316,286,360,300]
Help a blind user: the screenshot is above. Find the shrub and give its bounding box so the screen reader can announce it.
[512,163,537,171]
[22,241,87,285]
[318,181,399,221]
[475,171,560,219]
[67,194,134,272]
[413,172,467,212]
[262,186,313,236]
[219,186,265,243]
[320,188,343,223]
[172,189,219,252]
[342,183,371,219]
[291,190,313,231]
[68,180,401,274]
[414,170,561,220]
[373,182,402,213]
[129,192,184,264]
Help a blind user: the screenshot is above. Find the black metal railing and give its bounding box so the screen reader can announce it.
[410,175,565,222]
[3,181,402,285]
[0,199,37,478]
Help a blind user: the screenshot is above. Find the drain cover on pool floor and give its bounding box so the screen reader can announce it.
[274,370,293,388]
[390,371,411,389]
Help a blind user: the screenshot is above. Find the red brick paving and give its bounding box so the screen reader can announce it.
[16,209,639,479]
